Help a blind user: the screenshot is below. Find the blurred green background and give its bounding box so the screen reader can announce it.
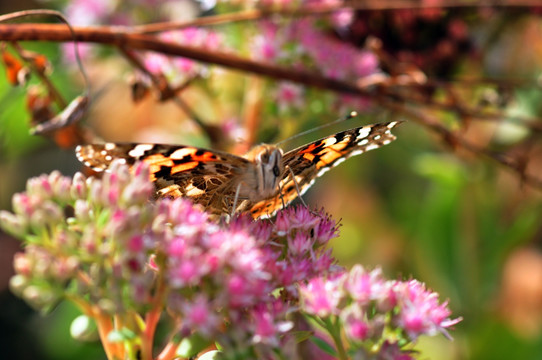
[2,1,542,359]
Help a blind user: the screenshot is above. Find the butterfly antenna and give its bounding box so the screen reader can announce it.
[275,111,358,147]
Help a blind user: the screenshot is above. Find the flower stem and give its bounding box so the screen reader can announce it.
[141,273,168,360]
[324,317,348,360]
[92,307,124,360]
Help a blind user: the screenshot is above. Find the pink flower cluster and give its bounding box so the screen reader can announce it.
[232,205,341,297]
[150,202,342,344]
[300,265,462,357]
[0,161,341,350]
[152,197,283,340]
[251,3,379,111]
[144,28,224,80]
[64,1,225,80]
[0,161,461,358]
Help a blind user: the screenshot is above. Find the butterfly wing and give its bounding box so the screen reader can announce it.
[76,143,250,214]
[247,121,402,218]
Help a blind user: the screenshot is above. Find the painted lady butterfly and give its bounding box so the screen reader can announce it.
[76,120,401,218]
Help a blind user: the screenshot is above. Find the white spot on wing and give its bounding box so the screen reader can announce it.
[358,139,369,146]
[299,179,315,196]
[105,143,116,150]
[185,184,205,196]
[356,127,371,140]
[317,167,331,177]
[129,144,154,157]
[170,148,196,160]
[333,157,347,167]
[349,149,363,157]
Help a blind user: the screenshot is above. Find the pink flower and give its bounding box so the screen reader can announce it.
[275,82,305,112]
[250,300,293,346]
[169,259,203,287]
[300,274,345,317]
[65,0,112,26]
[393,280,462,340]
[180,295,220,337]
[127,235,144,252]
[167,237,186,257]
[345,265,386,305]
[332,8,354,28]
[341,305,371,341]
[144,53,170,74]
[287,232,312,256]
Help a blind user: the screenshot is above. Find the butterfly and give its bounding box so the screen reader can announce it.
[76,121,401,219]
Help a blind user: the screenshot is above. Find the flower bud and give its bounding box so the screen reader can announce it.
[27,175,52,199]
[74,199,91,222]
[13,252,32,276]
[9,274,29,296]
[133,161,149,178]
[12,193,32,217]
[0,211,26,237]
[121,181,153,206]
[89,180,104,207]
[53,256,80,281]
[22,285,59,311]
[70,315,99,342]
[29,209,48,229]
[71,172,88,199]
[48,171,70,201]
[47,171,62,191]
[109,160,131,183]
[97,298,117,314]
[81,225,98,255]
[42,200,64,224]
[274,211,290,236]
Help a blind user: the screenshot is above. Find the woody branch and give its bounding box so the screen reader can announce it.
[0,22,541,189]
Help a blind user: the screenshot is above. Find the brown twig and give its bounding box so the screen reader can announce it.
[0,23,369,96]
[381,98,542,190]
[129,0,542,34]
[1,21,542,188]
[119,46,224,145]
[380,84,542,132]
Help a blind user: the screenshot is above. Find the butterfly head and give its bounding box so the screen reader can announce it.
[249,144,284,198]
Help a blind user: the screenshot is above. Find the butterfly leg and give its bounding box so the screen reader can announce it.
[286,166,308,208]
[230,182,243,218]
[277,182,286,209]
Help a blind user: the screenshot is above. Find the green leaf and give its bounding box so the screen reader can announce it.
[96,209,111,228]
[176,333,212,358]
[291,330,314,344]
[310,336,337,357]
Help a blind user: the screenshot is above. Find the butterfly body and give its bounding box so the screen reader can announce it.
[76,121,401,218]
